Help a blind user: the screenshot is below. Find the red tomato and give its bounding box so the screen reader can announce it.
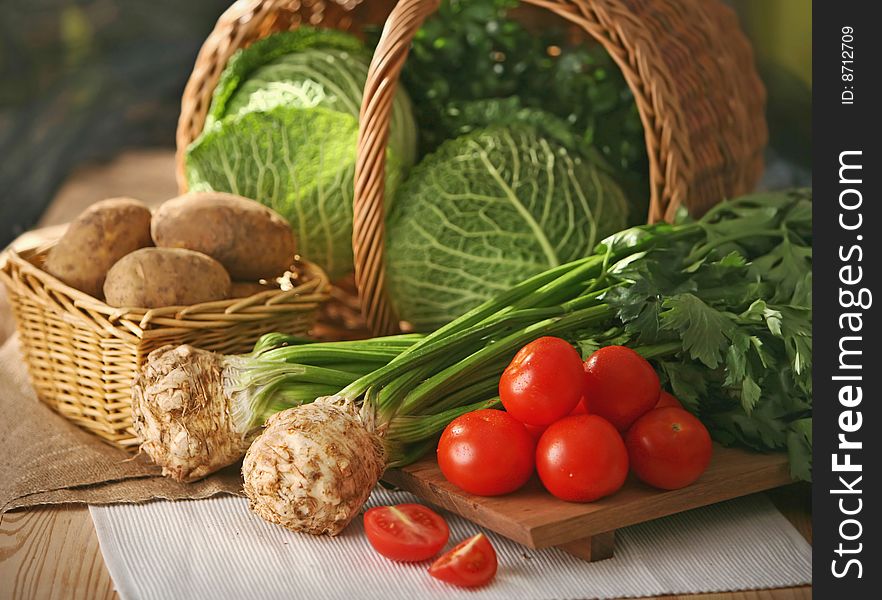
[429,533,498,588]
[655,390,683,409]
[582,345,660,431]
[499,337,584,426]
[364,504,450,562]
[536,415,629,502]
[437,409,535,496]
[625,407,713,490]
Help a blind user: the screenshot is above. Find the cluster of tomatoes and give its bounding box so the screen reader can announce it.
[362,337,714,589]
[437,337,714,501]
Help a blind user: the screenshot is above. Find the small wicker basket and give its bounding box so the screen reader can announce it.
[176,0,767,335]
[0,236,329,448]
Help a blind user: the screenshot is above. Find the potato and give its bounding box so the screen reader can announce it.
[45,197,153,297]
[152,192,296,280]
[103,248,231,308]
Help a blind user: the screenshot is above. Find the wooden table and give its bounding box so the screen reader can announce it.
[0,150,812,600]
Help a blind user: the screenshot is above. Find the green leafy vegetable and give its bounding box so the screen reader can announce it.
[218,47,417,167]
[393,0,648,215]
[186,28,418,279]
[385,125,629,330]
[595,190,813,478]
[659,293,737,369]
[206,28,367,127]
[435,97,616,173]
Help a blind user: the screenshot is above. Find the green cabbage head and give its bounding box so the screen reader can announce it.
[186,29,417,279]
[385,125,629,330]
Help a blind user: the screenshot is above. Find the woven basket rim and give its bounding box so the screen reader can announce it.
[1,236,330,327]
[2,226,329,450]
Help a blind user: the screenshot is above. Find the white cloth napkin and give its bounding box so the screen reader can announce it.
[90,486,811,600]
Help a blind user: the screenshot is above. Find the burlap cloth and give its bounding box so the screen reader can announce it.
[0,287,242,517]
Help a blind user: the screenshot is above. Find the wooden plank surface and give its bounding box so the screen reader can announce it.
[0,150,812,599]
[0,507,115,600]
[384,444,792,549]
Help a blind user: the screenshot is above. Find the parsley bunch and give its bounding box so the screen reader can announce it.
[583,189,813,479]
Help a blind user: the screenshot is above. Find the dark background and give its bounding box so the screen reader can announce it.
[0,0,811,247]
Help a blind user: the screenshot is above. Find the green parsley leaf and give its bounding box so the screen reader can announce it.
[659,293,736,368]
[787,418,812,481]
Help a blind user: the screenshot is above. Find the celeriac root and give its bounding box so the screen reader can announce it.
[242,398,385,536]
[132,345,252,482]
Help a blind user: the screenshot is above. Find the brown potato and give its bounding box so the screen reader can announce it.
[45,198,153,297]
[152,192,296,280]
[103,248,231,308]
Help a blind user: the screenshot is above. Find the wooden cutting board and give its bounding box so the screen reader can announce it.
[383,444,792,562]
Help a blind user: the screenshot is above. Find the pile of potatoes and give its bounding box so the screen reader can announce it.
[45,192,297,308]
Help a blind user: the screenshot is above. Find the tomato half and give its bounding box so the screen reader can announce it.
[428,533,497,588]
[364,504,449,562]
[655,390,683,409]
[437,409,535,496]
[536,415,629,502]
[499,337,584,426]
[625,407,713,490]
[582,345,660,431]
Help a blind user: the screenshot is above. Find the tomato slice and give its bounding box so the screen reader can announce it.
[429,533,498,588]
[364,504,450,562]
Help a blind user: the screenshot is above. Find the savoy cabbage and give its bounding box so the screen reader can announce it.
[186,29,416,279]
[385,125,629,330]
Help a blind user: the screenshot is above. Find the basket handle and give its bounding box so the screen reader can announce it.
[354,0,441,335]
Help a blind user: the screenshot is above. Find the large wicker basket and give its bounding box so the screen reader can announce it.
[176,0,767,335]
[0,234,329,448]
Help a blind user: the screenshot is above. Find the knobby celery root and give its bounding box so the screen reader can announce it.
[132,345,252,482]
[132,335,421,483]
[243,398,385,535]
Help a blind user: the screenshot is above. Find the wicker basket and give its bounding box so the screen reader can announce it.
[176,0,767,335]
[0,236,330,448]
